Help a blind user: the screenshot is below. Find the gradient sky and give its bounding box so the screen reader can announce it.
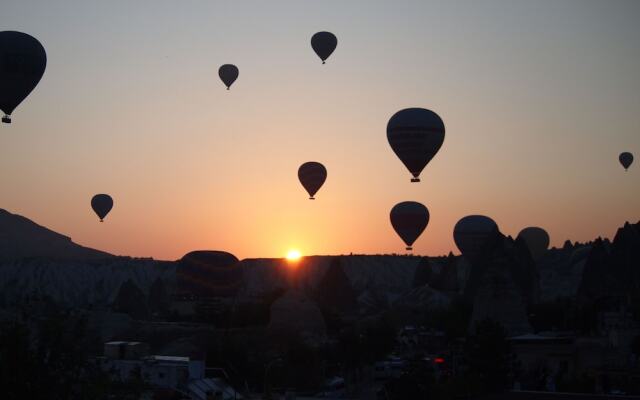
[1,0,639,260]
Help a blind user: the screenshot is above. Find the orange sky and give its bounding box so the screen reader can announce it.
[1,1,638,260]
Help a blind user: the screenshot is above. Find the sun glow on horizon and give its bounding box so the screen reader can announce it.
[286,249,302,261]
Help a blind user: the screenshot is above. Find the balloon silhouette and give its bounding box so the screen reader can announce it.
[178,251,242,297]
[218,64,238,90]
[517,227,550,260]
[0,31,47,123]
[311,32,337,64]
[387,108,445,182]
[91,194,113,222]
[390,201,429,251]
[453,215,498,263]
[619,152,633,171]
[298,162,327,200]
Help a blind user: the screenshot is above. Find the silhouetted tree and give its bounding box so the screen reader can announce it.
[423,298,472,340]
[528,298,572,332]
[148,277,170,316]
[632,335,640,357]
[315,257,357,313]
[382,359,435,399]
[412,257,432,288]
[464,319,511,394]
[362,312,397,363]
[113,279,149,319]
[283,337,323,391]
[0,311,110,400]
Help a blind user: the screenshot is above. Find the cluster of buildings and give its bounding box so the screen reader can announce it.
[98,341,242,400]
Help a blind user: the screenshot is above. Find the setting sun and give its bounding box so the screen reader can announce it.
[286,249,302,261]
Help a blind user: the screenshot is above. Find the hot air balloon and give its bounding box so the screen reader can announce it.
[387,108,445,182]
[298,162,327,200]
[311,32,337,64]
[0,31,47,123]
[619,152,633,171]
[453,215,498,263]
[517,227,550,260]
[91,194,113,222]
[177,251,242,298]
[218,64,238,90]
[390,201,429,251]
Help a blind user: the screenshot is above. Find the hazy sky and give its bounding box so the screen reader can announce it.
[1,0,639,260]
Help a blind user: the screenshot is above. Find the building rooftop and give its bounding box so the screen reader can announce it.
[480,391,640,399]
[187,378,243,400]
[146,355,190,363]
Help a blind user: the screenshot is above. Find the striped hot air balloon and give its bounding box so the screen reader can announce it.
[177,251,242,298]
[387,108,445,182]
[390,201,430,251]
[453,215,499,264]
[298,162,327,200]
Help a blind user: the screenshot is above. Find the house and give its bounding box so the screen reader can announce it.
[98,341,242,400]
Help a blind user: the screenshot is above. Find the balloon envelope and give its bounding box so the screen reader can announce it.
[218,64,238,89]
[311,31,337,64]
[387,108,445,182]
[0,31,47,123]
[619,152,633,170]
[453,215,498,263]
[91,194,113,222]
[178,251,242,298]
[517,227,550,260]
[390,201,429,250]
[298,162,327,199]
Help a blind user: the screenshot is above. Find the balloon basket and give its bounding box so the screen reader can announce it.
[406,247,412,251]
[2,116,11,124]
[309,197,315,200]
[411,178,420,182]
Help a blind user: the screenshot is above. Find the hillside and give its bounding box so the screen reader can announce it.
[1,208,638,336]
[0,208,113,261]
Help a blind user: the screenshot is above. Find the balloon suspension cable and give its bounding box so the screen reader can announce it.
[411,177,420,183]
[2,115,11,124]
